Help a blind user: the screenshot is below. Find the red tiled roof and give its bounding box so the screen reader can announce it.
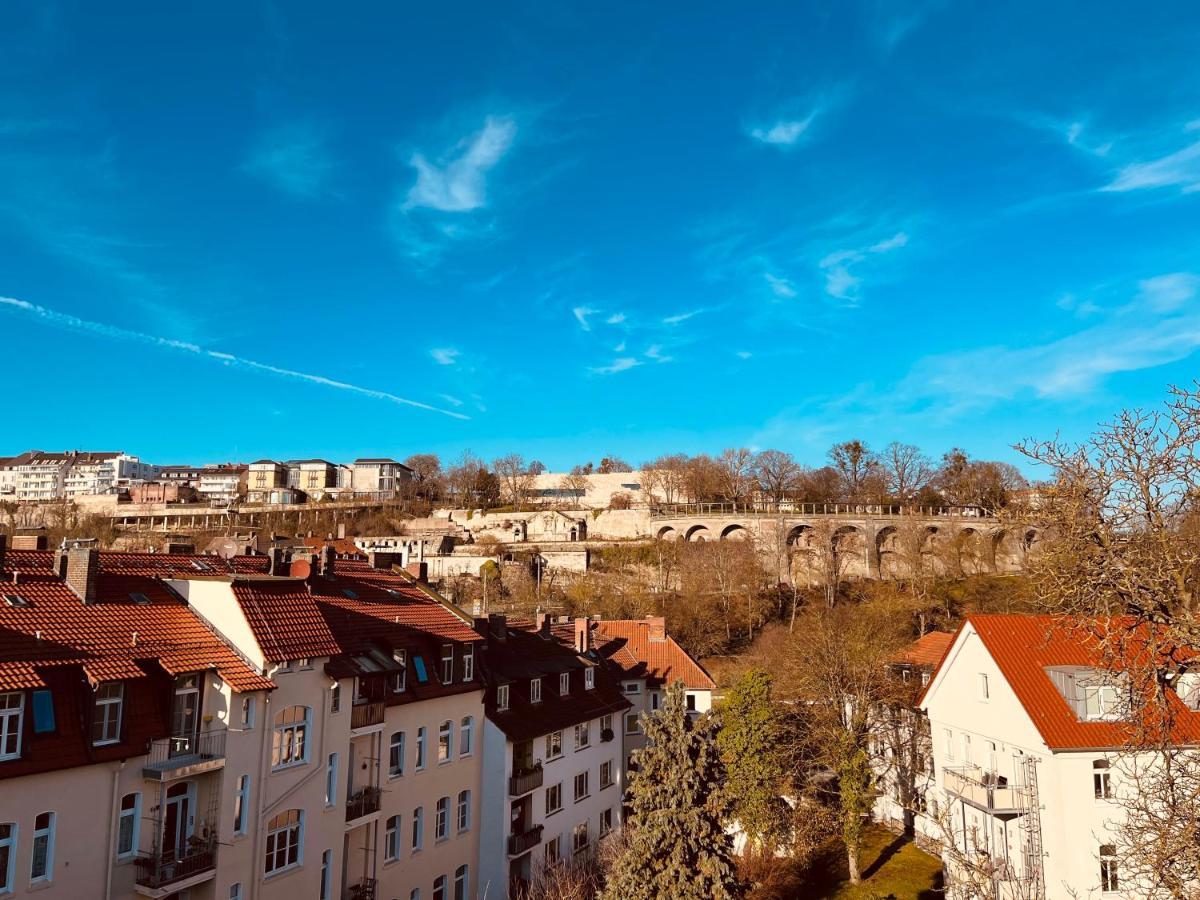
[0,565,273,694]
[924,615,1200,751]
[896,631,954,668]
[301,536,365,559]
[592,619,716,691]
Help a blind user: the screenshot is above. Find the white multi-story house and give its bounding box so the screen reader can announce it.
[475,615,632,898]
[0,450,158,500]
[590,616,715,770]
[919,614,1200,900]
[352,458,414,499]
[197,465,246,504]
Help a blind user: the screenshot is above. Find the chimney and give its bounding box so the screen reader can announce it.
[488,614,507,644]
[336,522,346,540]
[65,547,100,604]
[405,561,427,583]
[320,544,336,578]
[647,615,666,643]
[165,541,195,555]
[12,534,48,551]
[535,611,550,635]
[267,547,286,576]
[574,617,590,654]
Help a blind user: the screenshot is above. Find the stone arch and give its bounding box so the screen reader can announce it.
[954,526,988,575]
[720,523,749,541]
[833,524,868,578]
[786,524,815,549]
[875,525,901,578]
[1023,528,1043,559]
[656,525,679,541]
[685,524,710,542]
[991,529,1021,573]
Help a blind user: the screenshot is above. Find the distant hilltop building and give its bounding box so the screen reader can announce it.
[0,450,158,501]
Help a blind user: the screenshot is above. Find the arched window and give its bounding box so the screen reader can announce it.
[459,717,473,757]
[272,706,311,769]
[385,815,401,861]
[1093,759,1112,799]
[454,865,469,900]
[264,809,303,875]
[435,796,450,840]
[456,790,471,832]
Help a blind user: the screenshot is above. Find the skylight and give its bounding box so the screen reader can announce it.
[3,594,30,608]
[129,592,150,605]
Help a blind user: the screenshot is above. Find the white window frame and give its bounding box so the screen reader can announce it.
[0,822,15,894]
[584,668,594,690]
[92,682,123,746]
[546,730,562,759]
[385,815,401,862]
[497,684,509,711]
[392,651,407,693]
[435,797,449,841]
[433,874,447,900]
[117,792,141,859]
[600,807,613,836]
[600,760,614,789]
[574,770,589,802]
[622,681,641,695]
[460,717,473,757]
[30,811,54,883]
[264,809,304,876]
[1094,759,1113,800]
[0,693,25,761]
[232,883,245,900]
[546,782,562,815]
[1100,845,1119,892]
[438,720,453,764]
[272,706,311,770]
[416,727,427,771]
[625,712,641,735]
[325,753,338,807]
[441,645,454,684]
[560,672,570,696]
[462,646,474,681]
[234,774,251,835]
[531,678,542,704]
[411,807,424,852]
[457,790,471,832]
[241,696,256,729]
[390,732,405,778]
[320,849,332,900]
[572,820,588,855]
[574,722,590,750]
[454,864,469,900]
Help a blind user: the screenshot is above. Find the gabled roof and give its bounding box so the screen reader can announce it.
[591,619,716,690]
[895,631,954,668]
[922,615,1200,751]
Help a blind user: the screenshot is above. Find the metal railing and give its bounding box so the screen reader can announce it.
[943,765,1023,812]
[134,837,217,890]
[346,877,377,900]
[507,824,544,856]
[509,762,544,796]
[145,728,227,768]
[650,501,996,519]
[350,701,386,730]
[346,786,382,822]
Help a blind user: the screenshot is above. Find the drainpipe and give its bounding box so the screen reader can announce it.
[104,760,125,900]
[250,693,271,900]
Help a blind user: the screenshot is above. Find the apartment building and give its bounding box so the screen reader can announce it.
[246,461,289,503]
[919,615,1200,899]
[196,466,246,504]
[475,615,631,898]
[351,459,414,499]
[590,616,715,769]
[168,552,486,900]
[871,630,953,842]
[0,538,275,900]
[0,451,158,500]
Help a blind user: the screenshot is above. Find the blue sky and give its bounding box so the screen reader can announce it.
[2,1,1199,471]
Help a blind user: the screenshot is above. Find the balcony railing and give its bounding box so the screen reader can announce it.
[507,824,544,857]
[509,762,544,796]
[346,786,382,822]
[943,765,1023,813]
[134,837,217,890]
[351,701,386,730]
[143,729,227,780]
[346,877,377,900]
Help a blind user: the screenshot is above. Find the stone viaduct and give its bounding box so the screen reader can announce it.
[649,503,1042,581]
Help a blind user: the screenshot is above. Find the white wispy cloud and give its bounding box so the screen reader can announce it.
[736,350,753,359]
[644,344,673,363]
[0,295,468,419]
[1065,121,1112,157]
[614,341,627,352]
[439,393,464,407]
[763,272,797,298]
[1103,136,1200,194]
[572,306,595,331]
[430,347,460,365]
[590,357,640,375]
[605,312,626,325]
[749,115,815,147]
[663,308,706,325]
[405,116,517,212]
[243,122,338,198]
[1136,272,1200,312]
[819,231,909,302]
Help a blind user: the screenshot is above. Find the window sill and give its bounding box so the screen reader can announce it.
[27,879,54,893]
[388,773,404,781]
[264,863,302,881]
[546,808,562,818]
[574,795,590,804]
[600,783,614,791]
[272,761,309,773]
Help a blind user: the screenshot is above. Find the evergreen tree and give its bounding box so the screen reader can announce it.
[716,668,790,856]
[601,682,745,900]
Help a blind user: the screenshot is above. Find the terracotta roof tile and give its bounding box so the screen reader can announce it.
[592,619,716,690]
[896,631,954,668]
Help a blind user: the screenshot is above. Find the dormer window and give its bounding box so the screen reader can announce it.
[584,668,594,690]
[1047,666,1129,721]
[92,683,123,745]
[462,646,475,681]
[441,645,454,684]
[497,684,510,711]
[531,678,542,704]
[392,651,407,693]
[560,672,570,696]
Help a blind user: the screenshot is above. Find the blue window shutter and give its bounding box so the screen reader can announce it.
[32,690,55,733]
[413,657,428,683]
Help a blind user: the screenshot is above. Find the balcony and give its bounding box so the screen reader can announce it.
[507,824,544,857]
[346,786,382,823]
[346,877,377,900]
[350,701,386,731]
[134,837,217,897]
[509,762,544,797]
[142,729,226,781]
[943,765,1023,814]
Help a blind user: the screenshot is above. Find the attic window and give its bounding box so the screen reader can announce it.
[412,656,429,684]
[342,589,358,600]
[190,560,213,572]
[2,594,30,608]
[129,593,150,606]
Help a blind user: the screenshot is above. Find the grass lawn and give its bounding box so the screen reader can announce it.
[750,825,943,900]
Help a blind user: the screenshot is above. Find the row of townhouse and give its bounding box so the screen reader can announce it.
[873,614,1200,900]
[0,535,713,900]
[246,460,414,504]
[0,452,159,500]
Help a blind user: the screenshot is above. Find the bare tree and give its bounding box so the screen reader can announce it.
[642,454,689,505]
[493,453,537,508]
[882,442,934,502]
[715,448,756,505]
[558,465,592,507]
[598,456,633,474]
[828,440,881,501]
[753,450,802,510]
